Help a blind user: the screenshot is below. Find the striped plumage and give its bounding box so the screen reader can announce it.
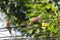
[27,15,41,28]
[4,17,12,36]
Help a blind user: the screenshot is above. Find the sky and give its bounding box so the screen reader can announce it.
[0,12,22,39]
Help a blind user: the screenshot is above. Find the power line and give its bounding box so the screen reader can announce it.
[0,35,59,38]
[0,29,10,32]
[0,26,59,38]
[0,27,18,29]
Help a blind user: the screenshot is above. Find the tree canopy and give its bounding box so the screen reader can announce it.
[0,0,60,38]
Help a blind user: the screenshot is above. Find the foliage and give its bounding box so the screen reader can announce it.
[0,0,60,38]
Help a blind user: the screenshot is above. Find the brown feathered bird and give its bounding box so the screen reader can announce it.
[4,17,12,36]
[27,15,41,28]
[58,12,60,20]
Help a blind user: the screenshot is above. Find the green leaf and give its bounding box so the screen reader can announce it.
[27,29,34,34]
[35,28,40,34]
[26,13,37,17]
[52,5,57,11]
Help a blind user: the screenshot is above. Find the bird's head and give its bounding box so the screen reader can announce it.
[4,16,8,21]
[37,15,41,18]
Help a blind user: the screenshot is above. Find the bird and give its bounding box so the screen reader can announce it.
[58,12,60,20]
[4,17,12,36]
[27,15,41,28]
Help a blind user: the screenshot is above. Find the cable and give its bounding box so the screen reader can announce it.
[0,27,18,29]
[0,35,59,38]
[0,26,59,38]
[0,29,9,32]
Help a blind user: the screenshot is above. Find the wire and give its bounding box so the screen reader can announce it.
[0,27,18,29]
[0,30,7,32]
[0,26,59,38]
[0,35,59,38]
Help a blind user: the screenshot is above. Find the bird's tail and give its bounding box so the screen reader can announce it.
[7,27,12,37]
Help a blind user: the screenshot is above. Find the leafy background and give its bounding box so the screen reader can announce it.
[0,0,60,39]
